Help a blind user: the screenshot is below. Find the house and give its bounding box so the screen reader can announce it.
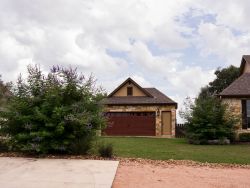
[102,78,177,137]
[219,55,250,134]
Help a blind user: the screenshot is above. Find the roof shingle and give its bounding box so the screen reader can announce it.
[219,73,250,97]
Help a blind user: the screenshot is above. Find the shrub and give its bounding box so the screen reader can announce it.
[180,96,238,144]
[98,143,113,158]
[239,133,250,142]
[70,134,96,155]
[0,65,106,154]
[0,138,8,152]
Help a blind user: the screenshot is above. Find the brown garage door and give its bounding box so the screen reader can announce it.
[104,112,155,136]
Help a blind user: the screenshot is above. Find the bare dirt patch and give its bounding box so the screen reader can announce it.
[112,158,250,188]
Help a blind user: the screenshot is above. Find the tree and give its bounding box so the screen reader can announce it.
[0,75,11,107]
[180,96,238,144]
[199,65,240,98]
[180,65,240,144]
[0,65,106,154]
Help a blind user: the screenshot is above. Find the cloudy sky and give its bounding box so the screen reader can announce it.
[0,0,250,120]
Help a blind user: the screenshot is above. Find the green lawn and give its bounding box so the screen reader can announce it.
[99,137,250,164]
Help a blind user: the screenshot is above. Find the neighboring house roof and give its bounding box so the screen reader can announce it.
[219,73,250,97]
[103,78,177,107]
[220,55,250,98]
[240,55,250,75]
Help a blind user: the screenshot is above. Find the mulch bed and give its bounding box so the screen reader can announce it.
[117,158,250,169]
[0,151,105,160]
[1,151,250,169]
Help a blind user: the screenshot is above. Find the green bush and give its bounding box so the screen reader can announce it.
[180,96,238,144]
[70,134,96,155]
[239,133,250,142]
[0,65,106,154]
[98,143,113,158]
[0,138,8,152]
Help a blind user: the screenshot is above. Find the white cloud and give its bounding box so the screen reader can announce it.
[127,41,215,96]
[189,1,250,66]
[194,0,250,31]
[168,67,215,96]
[127,40,216,122]
[129,41,181,73]
[0,0,193,82]
[1,0,249,122]
[131,75,152,88]
[0,32,33,80]
[196,22,250,65]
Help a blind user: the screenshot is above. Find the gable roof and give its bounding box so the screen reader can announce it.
[103,78,177,108]
[240,55,250,75]
[107,77,153,97]
[219,73,250,97]
[220,55,250,97]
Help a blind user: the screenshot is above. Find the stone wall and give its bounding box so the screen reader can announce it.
[104,105,176,137]
[222,98,250,139]
[222,98,242,129]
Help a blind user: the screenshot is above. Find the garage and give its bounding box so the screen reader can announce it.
[104,112,156,136]
[102,77,177,136]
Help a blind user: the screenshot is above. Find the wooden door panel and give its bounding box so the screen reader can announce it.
[162,111,171,135]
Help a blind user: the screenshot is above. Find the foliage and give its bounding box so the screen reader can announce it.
[70,134,96,155]
[180,65,240,144]
[0,139,8,152]
[0,75,11,108]
[199,65,240,98]
[0,65,106,154]
[239,133,250,142]
[98,142,113,158]
[180,96,238,144]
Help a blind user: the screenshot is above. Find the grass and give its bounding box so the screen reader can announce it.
[99,137,250,164]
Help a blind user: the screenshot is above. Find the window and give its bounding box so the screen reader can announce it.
[127,87,133,96]
[247,100,250,128]
[242,100,250,129]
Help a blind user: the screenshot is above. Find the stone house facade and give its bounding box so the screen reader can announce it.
[219,55,250,134]
[102,78,177,137]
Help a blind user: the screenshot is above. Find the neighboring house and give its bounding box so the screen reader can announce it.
[102,78,177,137]
[219,55,250,134]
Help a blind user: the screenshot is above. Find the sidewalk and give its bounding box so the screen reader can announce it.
[0,157,119,188]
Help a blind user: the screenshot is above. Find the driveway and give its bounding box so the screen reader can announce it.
[0,157,119,188]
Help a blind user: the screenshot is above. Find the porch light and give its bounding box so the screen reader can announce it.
[156,108,160,116]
